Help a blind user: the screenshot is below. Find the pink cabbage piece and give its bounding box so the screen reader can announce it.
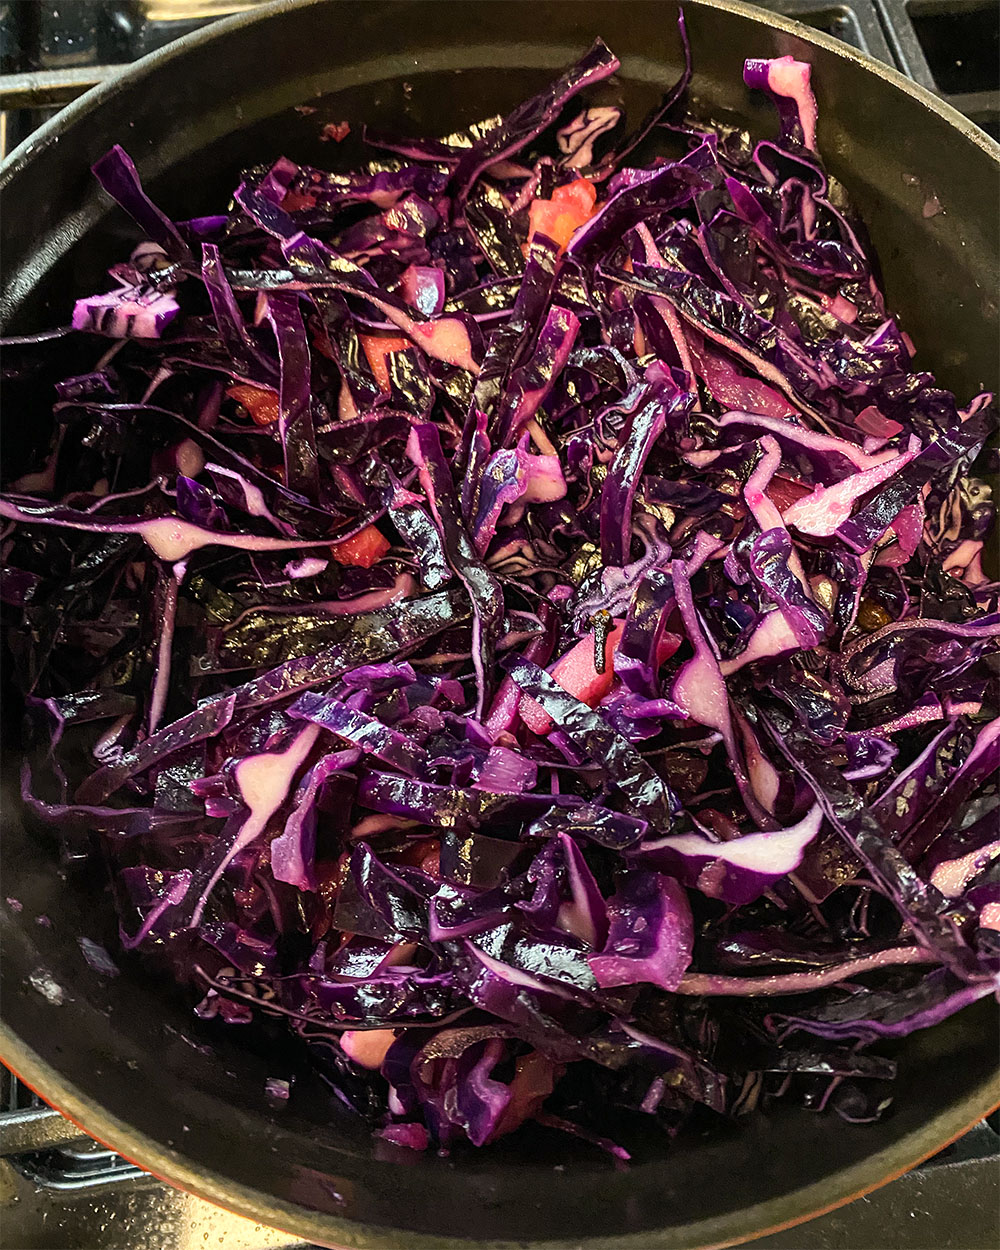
[635,805,824,905]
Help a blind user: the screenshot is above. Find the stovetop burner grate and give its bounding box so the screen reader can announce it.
[767,0,894,60]
[12,1141,147,1191]
[876,0,999,137]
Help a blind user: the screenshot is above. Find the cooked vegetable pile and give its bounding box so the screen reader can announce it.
[3,19,998,1156]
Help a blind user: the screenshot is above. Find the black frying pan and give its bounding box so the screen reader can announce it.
[1,3,998,1247]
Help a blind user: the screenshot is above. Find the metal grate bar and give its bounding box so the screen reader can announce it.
[769,0,897,63]
[11,1144,146,1191]
[874,0,999,136]
[0,66,115,109]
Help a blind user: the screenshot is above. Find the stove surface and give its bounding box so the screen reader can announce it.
[0,3,997,1248]
[2,1058,997,1250]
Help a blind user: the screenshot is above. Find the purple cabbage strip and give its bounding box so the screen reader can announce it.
[600,378,693,565]
[449,39,621,217]
[91,146,194,266]
[263,293,321,501]
[637,805,824,905]
[502,655,677,829]
[407,423,504,718]
[588,871,693,991]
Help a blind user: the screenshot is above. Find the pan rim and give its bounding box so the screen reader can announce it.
[2,1025,998,1250]
[1,0,998,187]
[1,1,998,1246]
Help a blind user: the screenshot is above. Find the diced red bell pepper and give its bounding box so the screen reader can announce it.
[527,178,598,252]
[226,383,281,426]
[553,178,598,216]
[359,334,411,393]
[488,1051,561,1142]
[396,838,440,878]
[329,524,391,569]
[320,121,351,143]
[520,621,626,736]
[419,846,441,877]
[281,188,318,212]
[311,326,337,362]
[340,1028,397,1070]
[765,474,812,514]
[397,837,436,866]
[656,630,683,666]
[854,405,904,440]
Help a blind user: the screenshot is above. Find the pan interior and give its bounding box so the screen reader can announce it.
[1,3,998,1247]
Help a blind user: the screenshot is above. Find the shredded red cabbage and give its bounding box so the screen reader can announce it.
[3,19,998,1156]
